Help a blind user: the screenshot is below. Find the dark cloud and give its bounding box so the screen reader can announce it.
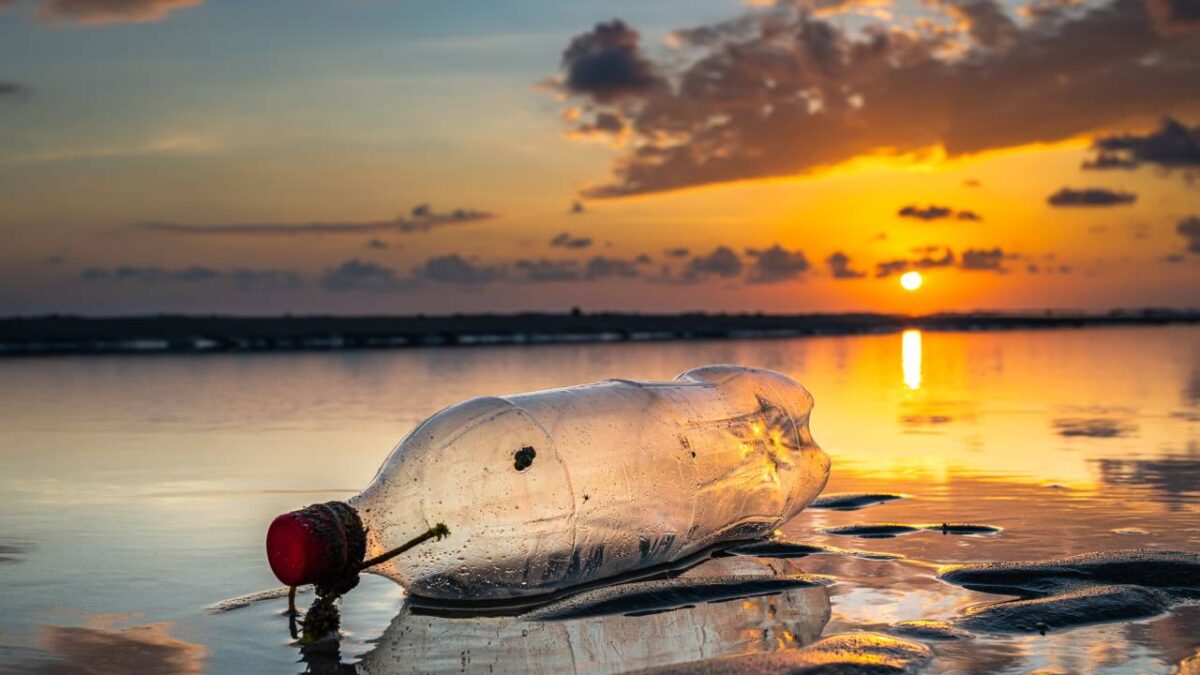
[554,0,1200,198]
[229,268,301,292]
[1146,0,1200,30]
[514,258,581,283]
[685,246,743,280]
[319,259,409,293]
[584,255,642,279]
[899,205,954,221]
[550,232,593,249]
[570,200,587,214]
[558,20,666,103]
[898,205,983,221]
[138,205,494,236]
[1046,187,1137,206]
[33,0,201,25]
[746,244,810,284]
[875,248,956,277]
[0,81,30,98]
[365,238,389,250]
[413,254,504,286]
[79,265,299,290]
[1178,215,1200,254]
[664,247,690,258]
[933,0,1019,48]
[1085,117,1200,175]
[959,247,1010,271]
[80,265,219,283]
[826,251,866,279]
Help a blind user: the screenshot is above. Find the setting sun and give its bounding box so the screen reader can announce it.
[900,271,923,292]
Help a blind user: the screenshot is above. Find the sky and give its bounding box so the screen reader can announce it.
[0,0,1197,316]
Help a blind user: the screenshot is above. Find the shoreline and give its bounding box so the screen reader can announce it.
[0,309,1196,357]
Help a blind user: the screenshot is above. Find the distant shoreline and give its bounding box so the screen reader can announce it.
[1,309,1196,357]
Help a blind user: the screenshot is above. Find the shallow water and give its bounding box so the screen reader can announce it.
[0,325,1197,673]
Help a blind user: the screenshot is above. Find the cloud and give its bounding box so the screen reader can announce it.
[552,0,1200,198]
[664,247,690,258]
[685,246,743,280]
[137,205,494,236]
[557,20,666,103]
[1146,0,1200,31]
[12,0,204,25]
[898,205,954,221]
[1178,215,1200,254]
[412,254,505,286]
[746,244,810,283]
[585,255,643,279]
[1084,117,1200,176]
[79,265,300,291]
[875,247,956,277]
[550,232,593,249]
[365,238,389,250]
[228,268,302,292]
[898,204,983,221]
[826,251,866,279]
[0,81,30,98]
[570,200,587,214]
[319,259,411,293]
[959,247,1011,271]
[514,258,581,282]
[1047,187,1138,206]
[80,265,219,283]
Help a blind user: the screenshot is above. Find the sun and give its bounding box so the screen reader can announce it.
[900,271,923,292]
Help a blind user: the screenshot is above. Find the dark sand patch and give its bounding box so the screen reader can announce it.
[938,549,1200,596]
[524,574,833,621]
[957,584,1170,634]
[731,539,904,561]
[923,523,1003,535]
[888,620,973,641]
[629,632,932,674]
[810,493,907,511]
[823,524,922,538]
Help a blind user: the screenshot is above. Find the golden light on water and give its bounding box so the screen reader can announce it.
[902,329,922,390]
[900,271,923,292]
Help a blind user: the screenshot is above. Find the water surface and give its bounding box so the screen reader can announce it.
[0,326,1197,673]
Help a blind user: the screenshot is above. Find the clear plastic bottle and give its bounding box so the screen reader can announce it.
[266,365,830,600]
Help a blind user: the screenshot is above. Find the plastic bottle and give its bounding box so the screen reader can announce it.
[266,365,830,600]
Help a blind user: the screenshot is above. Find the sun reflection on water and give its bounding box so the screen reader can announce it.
[901,329,922,390]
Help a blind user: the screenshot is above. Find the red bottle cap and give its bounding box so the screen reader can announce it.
[266,501,365,587]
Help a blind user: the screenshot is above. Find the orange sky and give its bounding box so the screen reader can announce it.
[0,0,1197,314]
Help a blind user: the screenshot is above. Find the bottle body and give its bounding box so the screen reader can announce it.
[350,365,830,600]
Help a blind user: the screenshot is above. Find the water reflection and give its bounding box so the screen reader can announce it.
[1,325,1199,673]
[0,616,208,674]
[901,329,922,390]
[1092,443,1200,508]
[348,557,831,675]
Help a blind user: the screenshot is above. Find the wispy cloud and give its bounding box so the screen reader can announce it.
[1,0,203,26]
[137,205,495,236]
[80,265,301,291]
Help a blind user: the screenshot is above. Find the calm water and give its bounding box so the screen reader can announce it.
[0,326,1197,674]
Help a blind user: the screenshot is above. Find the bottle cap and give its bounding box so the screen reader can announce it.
[266,501,365,587]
